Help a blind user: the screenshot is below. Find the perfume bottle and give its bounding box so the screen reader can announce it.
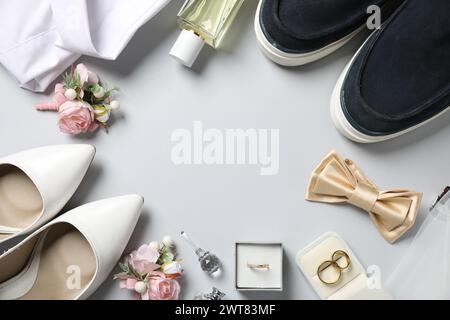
[170,0,244,67]
[181,231,222,275]
[194,287,226,300]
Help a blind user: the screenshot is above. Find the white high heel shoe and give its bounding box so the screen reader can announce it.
[0,144,95,244]
[0,195,143,300]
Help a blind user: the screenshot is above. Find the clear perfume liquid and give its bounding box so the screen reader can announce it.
[177,0,244,48]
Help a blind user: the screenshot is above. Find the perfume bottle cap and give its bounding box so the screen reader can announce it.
[170,29,205,68]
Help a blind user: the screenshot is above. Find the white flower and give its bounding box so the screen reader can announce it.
[162,236,175,248]
[134,281,147,294]
[94,106,111,123]
[163,261,183,275]
[64,88,77,100]
[93,86,105,99]
[110,100,120,111]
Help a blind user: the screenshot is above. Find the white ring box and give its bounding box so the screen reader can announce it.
[296,232,392,300]
[235,242,283,291]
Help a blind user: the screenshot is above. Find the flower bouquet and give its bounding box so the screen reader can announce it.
[35,64,120,135]
[114,237,183,300]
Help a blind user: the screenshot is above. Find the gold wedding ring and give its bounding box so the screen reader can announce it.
[247,262,270,270]
[317,250,351,285]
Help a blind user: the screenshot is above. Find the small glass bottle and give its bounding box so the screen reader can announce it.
[170,0,244,67]
[181,231,222,275]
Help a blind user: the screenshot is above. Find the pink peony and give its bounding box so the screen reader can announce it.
[57,101,98,134]
[147,272,181,300]
[76,63,99,87]
[128,244,160,275]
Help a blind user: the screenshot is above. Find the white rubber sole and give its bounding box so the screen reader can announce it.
[330,47,450,143]
[254,0,363,66]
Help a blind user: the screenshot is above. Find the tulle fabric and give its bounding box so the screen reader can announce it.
[386,190,450,299]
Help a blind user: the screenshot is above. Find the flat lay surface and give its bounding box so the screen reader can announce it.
[1,1,450,299]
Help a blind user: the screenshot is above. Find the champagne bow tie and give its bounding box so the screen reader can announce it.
[306,150,422,243]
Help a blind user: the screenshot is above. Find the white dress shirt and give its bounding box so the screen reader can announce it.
[0,0,171,92]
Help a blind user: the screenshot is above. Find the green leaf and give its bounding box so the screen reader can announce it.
[62,70,81,90]
[90,83,101,93]
[128,264,144,281]
[158,251,175,265]
[113,272,129,280]
[118,262,129,273]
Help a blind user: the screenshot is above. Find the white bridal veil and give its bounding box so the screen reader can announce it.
[387,187,450,299]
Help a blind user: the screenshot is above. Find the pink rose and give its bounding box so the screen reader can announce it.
[147,272,181,300]
[57,101,98,134]
[76,63,99,87]
[128,244,160,275]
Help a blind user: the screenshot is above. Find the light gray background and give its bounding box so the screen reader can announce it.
[1,1,449,300]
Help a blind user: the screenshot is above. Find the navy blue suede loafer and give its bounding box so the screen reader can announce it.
[255,0,403,66]
[331,0,450,143]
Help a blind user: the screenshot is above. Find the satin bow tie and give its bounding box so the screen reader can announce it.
[306,150,422,243]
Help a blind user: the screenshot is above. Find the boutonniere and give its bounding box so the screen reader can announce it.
[114,236,183,300]
[35,64,120,135]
